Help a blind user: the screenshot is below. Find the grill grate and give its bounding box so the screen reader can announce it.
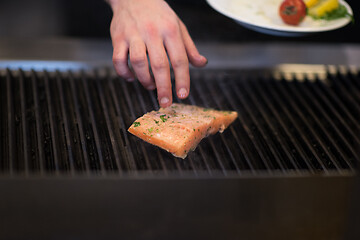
[0,66,359,176]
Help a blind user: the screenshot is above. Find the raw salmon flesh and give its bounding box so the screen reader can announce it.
[128,103,238,159]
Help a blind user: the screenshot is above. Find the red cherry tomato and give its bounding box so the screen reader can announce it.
[279,0,307,25]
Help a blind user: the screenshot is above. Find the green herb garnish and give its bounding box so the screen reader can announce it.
[310,4,354,22]
[160,115,167,122]
[133,122,141,127]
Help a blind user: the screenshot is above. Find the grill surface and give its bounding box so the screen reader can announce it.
[0,66,359,177]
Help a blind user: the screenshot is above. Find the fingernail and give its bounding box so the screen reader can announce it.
[204,58,208,65]
[178,88,187,98]
[160,97,169,105]
[126,77,134,82]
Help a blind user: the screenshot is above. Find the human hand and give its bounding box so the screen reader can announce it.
[108,0,207,107]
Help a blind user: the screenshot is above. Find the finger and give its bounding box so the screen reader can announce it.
[147,41,172,108]
[179,21,207,68]
[129,39,155,90]
[164,29,190,99]
[112,40,135,81]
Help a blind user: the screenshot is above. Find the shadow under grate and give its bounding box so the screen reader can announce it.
[0,66,359,177]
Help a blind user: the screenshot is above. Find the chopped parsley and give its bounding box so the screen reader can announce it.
[160,114,167,122]
[133,122,141,127]
[154,120,159,124]
[203,108,211,112]
[148,127,154,133]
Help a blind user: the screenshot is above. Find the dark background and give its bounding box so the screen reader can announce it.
[0,0,358,43]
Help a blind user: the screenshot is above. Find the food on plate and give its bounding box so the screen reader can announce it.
[307,0,338,17]
[279,0,353,26]
[306,0,352,20]
[128,103,238,159]
[304,0,320,8]
[279,0,307,25]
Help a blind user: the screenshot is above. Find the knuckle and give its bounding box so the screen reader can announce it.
[110,27,125,41]
[164,21,179,38]
[171,58,188,69]
[112,55,128,65]
[131,55,147,67]
[114,67,129,77]
[152,59,168,71]
[138,78,153,88]
[157,86,171,97]
[112,60,130,77]
[145,22,158,37]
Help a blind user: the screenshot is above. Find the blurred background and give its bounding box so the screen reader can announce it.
[0,0,358,43]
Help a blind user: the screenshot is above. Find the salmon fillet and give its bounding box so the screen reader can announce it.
[128,103,238,159]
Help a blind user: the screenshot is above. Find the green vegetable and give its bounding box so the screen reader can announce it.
[310,4,353,21]
[160,115,167,122]
[133,122,141,127]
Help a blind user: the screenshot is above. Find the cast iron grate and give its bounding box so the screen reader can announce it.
[0,66,359,176]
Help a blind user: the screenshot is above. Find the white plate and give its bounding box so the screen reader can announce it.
[207,0,353,36]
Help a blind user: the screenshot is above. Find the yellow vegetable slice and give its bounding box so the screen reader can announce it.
[305,0,319,8]
[308,0,340,18]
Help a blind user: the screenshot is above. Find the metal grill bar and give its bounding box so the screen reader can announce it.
[248,78,315,172]
[55,71,75,175]
[94,71,122,175]
[81,71,107,174]
[31,70,45,174]
[190,81,227,175]
[44,71,60,174]
[296,77,356,169]
[337,68,360,104]
[107,78,138,174]
[278,77,343,170]
[0,66,358,176]
[308,78,360,156]
[119,78,152,171]
[6,69,14,174]
[282,78,343,169]
[205,77,256,173]
[0,71,6,171]
[68,71,92,174]
[328,69,360,116]
[320,76,360,135]
[19,70,29,175]
[133,82,159,173]
[258,77,328,172]
[274,78,337,171]
[218,77,272,173]
[171,80,213,175]
[240,79,301,172]
[194,76,242,174]
[234,79,289,172]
